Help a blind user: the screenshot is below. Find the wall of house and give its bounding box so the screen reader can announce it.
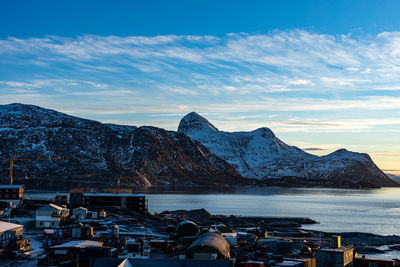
[36,208,62,228]
[0,227,23,249]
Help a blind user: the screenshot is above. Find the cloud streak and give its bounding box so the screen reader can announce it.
[1,30,400,132]
[1,30,400,175]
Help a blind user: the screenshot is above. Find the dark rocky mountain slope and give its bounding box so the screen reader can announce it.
[0,104,243,189]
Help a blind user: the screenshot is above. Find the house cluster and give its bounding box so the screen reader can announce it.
[32,200,397,267]
[0,187,399,267]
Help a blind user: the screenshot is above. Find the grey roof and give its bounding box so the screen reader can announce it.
[51,240,103,249]
[186,232,230,258]
[37,203,67,211]
[73,206,88,211]
[0,221,23,233]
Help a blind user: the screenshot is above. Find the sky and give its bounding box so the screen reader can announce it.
[0,0,400,174]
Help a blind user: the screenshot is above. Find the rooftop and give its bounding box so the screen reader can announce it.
[319,244,354,252]
[0,185,23,189]
[0,221,23,233]
[51,240,103,249]
[37,203,67,211]
[84,193,145,197]
[73,206,88,211]
[186,232,230,258]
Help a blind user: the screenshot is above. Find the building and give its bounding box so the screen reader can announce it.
[55,193,69,205]
[221,232,237,246]
[294,258,316,267]
[72,207,88,219]
[186,232,231,260]
[70,191,147,213]
[0,221,30,255]
[0,185,24,201]
[41,240,115,267]
[1,221,23,249]
[176,220,199,237]
[91,258,235,267]
[274,261,304,267]
[36,204,70,228]
[240,261,265,266]
[70,188,85,207]
[316,244,354,267]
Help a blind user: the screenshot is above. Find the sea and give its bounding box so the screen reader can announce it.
[26,186,400,235]
[25,186,400,259]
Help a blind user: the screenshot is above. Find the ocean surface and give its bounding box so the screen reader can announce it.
[26,187,400,236]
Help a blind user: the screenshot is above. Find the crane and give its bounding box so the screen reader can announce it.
[8,154,67,185]
[116,177,137,193]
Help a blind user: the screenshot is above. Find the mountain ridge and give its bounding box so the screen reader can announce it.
[0,104,396,189]
[178,111,397,187]
[0,104,244,188]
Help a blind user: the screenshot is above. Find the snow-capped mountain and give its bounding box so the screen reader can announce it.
[178,112,397,187]
[0,104,243,188]
[1,104,395,189]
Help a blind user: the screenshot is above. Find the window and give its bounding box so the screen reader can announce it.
[51,210,59,216]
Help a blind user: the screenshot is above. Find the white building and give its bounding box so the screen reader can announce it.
[36,204,69,228]
[72,206,88,219]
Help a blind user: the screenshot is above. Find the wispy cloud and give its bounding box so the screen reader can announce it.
[1,30,400,133]
[303,147,329,151]
[372,153,400,157]
[3,30,400,172]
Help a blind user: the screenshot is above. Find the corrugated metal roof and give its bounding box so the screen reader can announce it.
[0,221,23,233]
[186,232,230,259]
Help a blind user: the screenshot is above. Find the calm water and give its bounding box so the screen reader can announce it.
[145,187,400,236]
[26,187,400,236]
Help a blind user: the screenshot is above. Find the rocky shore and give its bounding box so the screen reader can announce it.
[155,208,400,259]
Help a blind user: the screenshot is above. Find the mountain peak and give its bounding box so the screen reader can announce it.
[178,112,219,134]
[324,148,369,162]
[252,127,276,138]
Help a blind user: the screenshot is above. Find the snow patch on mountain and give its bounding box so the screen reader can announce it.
[0,104,243,188]
[178,112,397,187]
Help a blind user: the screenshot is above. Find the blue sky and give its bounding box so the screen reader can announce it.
[1,1,400,173]
[2,0,400,37]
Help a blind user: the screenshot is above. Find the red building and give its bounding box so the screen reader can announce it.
[0,185,24,200]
